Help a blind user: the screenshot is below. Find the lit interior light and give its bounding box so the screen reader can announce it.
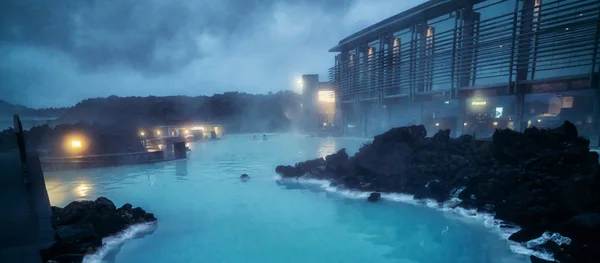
[156,130,161,135]
[318,90,336,103]
[184,130,189,134]
[444,101,450,104]
[323,122,328,127]
[537,119,542,123]
[435,123,440,127]
[140,132,145,136]
[191,126,205,131]
[471,100,486,106]
[185,143,190,147]
[565,27,569,31]
[158,144,163,150]
[493,122,498,126]
[71,140,82,148]
[464,122,468,126]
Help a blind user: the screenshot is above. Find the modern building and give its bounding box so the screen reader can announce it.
[328,0,600,141]
[300,74,340,133]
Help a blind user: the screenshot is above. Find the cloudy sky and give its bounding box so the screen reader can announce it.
[0,0,426,108]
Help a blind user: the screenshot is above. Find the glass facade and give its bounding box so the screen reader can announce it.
[523,89,596,139]
[329,0,600,137]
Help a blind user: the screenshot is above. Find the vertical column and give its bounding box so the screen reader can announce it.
[456,98,466,137]
[590,8,600,145]
[458,5,475,89]
[416,23,428,93]
[514,0,535,132]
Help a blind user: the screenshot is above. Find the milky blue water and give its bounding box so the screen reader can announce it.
[44,134,529,263]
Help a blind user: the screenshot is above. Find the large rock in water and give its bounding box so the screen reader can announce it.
[41,197,157,263]
[275,121,600,263]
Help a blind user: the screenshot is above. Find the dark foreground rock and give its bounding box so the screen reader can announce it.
[367,192,381,202]
[41,197,157,263]
[275,122,600,263]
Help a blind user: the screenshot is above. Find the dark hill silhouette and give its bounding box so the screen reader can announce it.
[55,91,303,133]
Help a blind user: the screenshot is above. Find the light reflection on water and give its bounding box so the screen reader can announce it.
[317,137,336,159]
[43,134,527,263]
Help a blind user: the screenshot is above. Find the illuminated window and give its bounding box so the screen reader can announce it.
[318,90,335,103]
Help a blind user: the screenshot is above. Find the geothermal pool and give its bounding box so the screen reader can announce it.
[45,134,529,263]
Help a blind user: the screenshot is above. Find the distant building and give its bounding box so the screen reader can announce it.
[299,74,340,133]
[327,0,600,141]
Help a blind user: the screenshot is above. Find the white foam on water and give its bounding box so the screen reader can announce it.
[83,222,156,263]
[278,176,561,261]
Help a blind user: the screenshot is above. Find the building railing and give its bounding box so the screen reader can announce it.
[329,0,600,102]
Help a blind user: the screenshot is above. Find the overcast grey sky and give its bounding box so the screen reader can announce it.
[0,0,426,108]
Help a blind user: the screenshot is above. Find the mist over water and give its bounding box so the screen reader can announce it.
[45,134,527,263]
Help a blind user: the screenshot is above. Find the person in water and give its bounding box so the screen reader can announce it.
[262,134,267,140]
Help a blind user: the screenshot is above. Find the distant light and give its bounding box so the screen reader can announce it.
[184,130,189,134]
[579,14,583,17]
[471,100,486,106]
[191,126,205,131]
[318,90,336,103]
[158,144,163,150]
[323,122,327,127]
[435,123,440,127]
[464,122,468,126]
[140,132,145,136]
[565,27,569,31]
[444,101,450,104]
[156,130,161,135]
[297,78,303,87]
[499,45,503,48]
[493,122,498,126]
[71,140,82,148]
[537,119,542,123]
[185,143,190,147]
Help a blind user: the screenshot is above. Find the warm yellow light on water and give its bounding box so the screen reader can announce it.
[71,140,82,148]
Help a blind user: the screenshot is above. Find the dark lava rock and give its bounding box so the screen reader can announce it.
[275,121,600,262]
[558,213,600,244]
[41,197,157,263]
[509,227,545,243]
[367,192,381,202]
[530,255,557,263]
[240,174,250,180]
[95,197,116,213]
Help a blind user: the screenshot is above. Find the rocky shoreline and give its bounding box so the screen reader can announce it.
[275,122,600,263]
[41,197,156,263]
